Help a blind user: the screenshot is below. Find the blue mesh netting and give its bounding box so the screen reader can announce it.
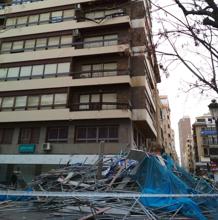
[134,155,218,220]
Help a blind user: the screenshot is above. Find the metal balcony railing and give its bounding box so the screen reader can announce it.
[71,102,131,111]
[73,69,130,79]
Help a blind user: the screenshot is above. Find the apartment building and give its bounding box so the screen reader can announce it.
[178,116,192,167]
[193,115,218,180]
[159,96,178,161]
[0,0,160,182]
[183,138,194,173]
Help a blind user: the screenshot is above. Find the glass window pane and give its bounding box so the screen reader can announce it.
[6,18,16,27]
[85,12,94,19]
[16,16,28,26]
[54,93,67,105]
[41,94,53,106]
[47,128,58,140]
[104,63,117,76]
[93,64,103,77]
[36,38,47,49]
[61,35,72,46]
[58,127,68,140]
[87,127,97,140]
[81,65,91,78]
[39,13,50,23]
[63,9,75,19]
[20,66,31,78]
[109,126,118,139]
[44,64,57,75]
[25,39,35,50]
[91,94,100,102]
[15,96,27,108]
[12,41,24,50]
[28,96,39,107]
[102,93,117,109]
[7,67,19,78]
[32,65,44,77]
[28,15,39,25]
[0,68,7,80]
[48,37,60,48]
[104,34,118,46]
[76,127,86,140]
[2,97,14,108]
[84,36,103,48]
[79,95,89,110]
[94,11,104,19]
[99,127,108,139]
[57,63,70,74]
[51,11,62,23]
[1,42,12,52]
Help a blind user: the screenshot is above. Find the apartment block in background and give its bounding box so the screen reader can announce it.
[178,116,192,167]
[193,115,218,180]
[159,95,178,162]
[0,0,161,183]
[183,138,194,173]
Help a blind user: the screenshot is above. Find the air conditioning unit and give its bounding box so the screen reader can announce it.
[42,143,52,152]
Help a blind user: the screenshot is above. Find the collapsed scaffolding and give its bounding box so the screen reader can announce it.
[0,150,218,220]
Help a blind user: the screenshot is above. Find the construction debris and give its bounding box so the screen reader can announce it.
[0,150,218,220]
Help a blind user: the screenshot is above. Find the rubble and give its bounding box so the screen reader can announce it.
[0,150,218,219]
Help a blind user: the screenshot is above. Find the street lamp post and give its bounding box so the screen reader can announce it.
[208,99,218,180]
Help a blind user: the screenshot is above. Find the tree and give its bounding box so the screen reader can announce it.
[152,0,218,94]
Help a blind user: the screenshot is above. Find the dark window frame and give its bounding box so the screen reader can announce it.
[0,128,14,144]
[46,126,68,143]
[18,127,40,144]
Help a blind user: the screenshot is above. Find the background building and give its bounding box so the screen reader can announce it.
[192,114,218,180]
[159,95,178,162]
[183,138,194,173]
[0,0,161,183]
[178,116,192,167]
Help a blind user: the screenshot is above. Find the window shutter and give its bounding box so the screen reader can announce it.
[28,15,39,25]
[44,64,57,76]
[25,39,35,50]
[7,67,20,79]
[81,65,91,78]
[102,93,117,109]
[6,18,16,27]
[61,35,72,47]
[63,10,75,19]
[54,93,67,105]
[28,96,39,108]
[1,42,12,52]
[79,95,89,110]
[16,16,28,26]
[12,41,24,50]
[39,13,50,23]
[2,97,14,109]
[41,94,53,106]
[104,34,118,46]
[20,66,32,78]
[15,96,27,108]
[84,36,103,48]
[92,64,103,77]
[48,37,60,48]
[36,38,47,50]
[104,63,117,76]
[0,68,8,80]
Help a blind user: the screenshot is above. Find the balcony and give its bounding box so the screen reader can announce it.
[0,0,43,9]
[71,102,131,111]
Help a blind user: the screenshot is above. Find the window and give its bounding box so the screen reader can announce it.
[57,63,70,74]
[47,127,68,142]
[0,68,7,81]
[12,41,24,51]
[40,94,53,107]
[7,67,20,79]
[25,39,35,51]
[36,38,47,50]
[104,63,117,76]
[32,65,44,77]
[16,16,28,26]
[50,11,63,23]
[61,35,72,47]
[54,93,67,106]
[0,128,14,144]
[75,126,118,143]
[79,94,100,110]
[1,97,14,110]
[79,94,89,110]
[84,36,103,48]
[39,13,50,24]
[20,66,32,78]
[48,37,60,48]
[102,93,117,109]
[104,34,118,46]
[63,9,75,19]
[81,65,91,78]
[5,18,16,27]
[1,42,12,52]
[19,127,40,144]
[27,96,39,109]
[15,96,27,110]
[44,64,57,76]
[92,64,103,77]
[28,15,39,25]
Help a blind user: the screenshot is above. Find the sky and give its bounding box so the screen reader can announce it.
[152,0,218,159]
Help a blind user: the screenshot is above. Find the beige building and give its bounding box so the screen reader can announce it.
[0,0,161,182]
[184,138,194,172]
[159,95,178,161]
[178,116,192,167]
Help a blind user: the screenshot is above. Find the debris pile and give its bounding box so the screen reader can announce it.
[0,150,218,220]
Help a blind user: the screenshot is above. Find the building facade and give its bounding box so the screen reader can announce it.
[178,116,192,167]
[183,138,194,173]
[159,95,178,162]
[0,0,160,183]
[193,115,218,180]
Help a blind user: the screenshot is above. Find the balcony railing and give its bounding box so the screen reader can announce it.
[71,102,131,111]
[73,69,130,79]
[0,0,43,9]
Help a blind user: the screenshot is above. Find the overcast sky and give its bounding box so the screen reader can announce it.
[152,0,218,159]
